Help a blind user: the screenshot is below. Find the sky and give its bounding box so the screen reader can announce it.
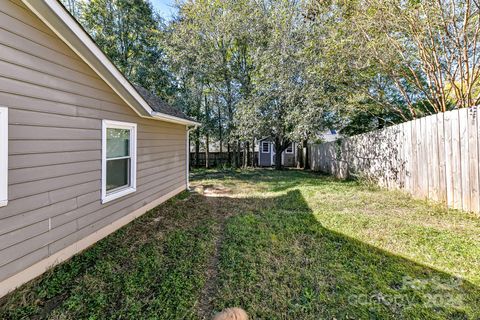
[150,0,178,21]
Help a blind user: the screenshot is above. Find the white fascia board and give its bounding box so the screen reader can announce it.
[150,112,200,126]
[22,0,200,127]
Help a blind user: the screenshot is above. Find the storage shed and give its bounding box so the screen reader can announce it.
[258,138,298,167]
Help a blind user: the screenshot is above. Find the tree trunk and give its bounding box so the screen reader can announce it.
[205,133,210,169]
[227,143,231,166]
[204,94,210,169]
[274,138,283,170]
[303,140,309,170]
[237,141,241,167]
[194,86,202,168]
[231,143,236,168]
[217,96,223,154]
[251,139,256,167]
[274,148,283,170]
[245,142,250,168]
[195,129,200,167]
[297,143,303,168]
[273,137,290,170]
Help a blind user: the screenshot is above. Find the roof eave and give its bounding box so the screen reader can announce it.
[150,112,200,127]
[21,0,198,127]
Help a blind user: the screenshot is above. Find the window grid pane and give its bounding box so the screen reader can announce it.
[106,128,130,159]
[262,142,269,152]
[106,158,130,192]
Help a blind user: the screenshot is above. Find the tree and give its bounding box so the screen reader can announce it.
[311,0,480,122]
[168,0,332,169]
[61,0,83,18]
[77,0,173,100]
[168,0,260,168]
[243,0,330,169]
[72,0,470,169]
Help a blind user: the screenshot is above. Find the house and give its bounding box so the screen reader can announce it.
[319,129,341,142]
[0,0,199,298]
[258,138,298,167]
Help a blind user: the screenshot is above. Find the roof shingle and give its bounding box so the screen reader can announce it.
[133,85,197,123]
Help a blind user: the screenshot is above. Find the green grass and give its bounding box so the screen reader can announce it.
[0,194,218,319]
[1,169,479,319]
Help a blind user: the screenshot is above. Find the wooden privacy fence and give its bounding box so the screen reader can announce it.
[190,152,258,168]
[309,106,480,214]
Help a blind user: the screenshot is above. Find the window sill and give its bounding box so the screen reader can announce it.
[0,199,7,207]
[102,187,136,204]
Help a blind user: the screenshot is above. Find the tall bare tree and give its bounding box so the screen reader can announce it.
[317,0,480,118]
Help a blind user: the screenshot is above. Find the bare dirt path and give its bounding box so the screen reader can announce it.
[195,185,235,320]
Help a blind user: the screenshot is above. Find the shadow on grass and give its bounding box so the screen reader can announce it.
[211,189,480,319]
[0,182,478,319]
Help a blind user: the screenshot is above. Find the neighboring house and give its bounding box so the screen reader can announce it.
[258,138,298,167]
[0,0,199,298]
[318,129,341,142]
[189,140,223,153]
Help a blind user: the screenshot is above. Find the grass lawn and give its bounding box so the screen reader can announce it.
[1,169,479,319]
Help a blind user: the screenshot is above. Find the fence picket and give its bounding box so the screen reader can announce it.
[444,111,454,207]
[429,115,439,201]
[421,116,429,198]
[468,107,479,212]
[451,110,463,209]
[437,112,447,204]
[426,115,435,200]
[404,121,412,192]
[309,107,480,215]
[459,108,470,211]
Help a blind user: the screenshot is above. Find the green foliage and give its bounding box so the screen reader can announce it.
[62,0,480,151]
[312,0,480,126]
[62,0,174,101]
[168,0,333,168]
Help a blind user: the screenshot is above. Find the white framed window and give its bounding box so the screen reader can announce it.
[285,143,293,154]
[0,107,7,207]
[261,141,270,153]
[101,120,137,203]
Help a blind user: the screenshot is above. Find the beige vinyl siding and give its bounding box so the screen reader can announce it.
[0,0,187,282]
